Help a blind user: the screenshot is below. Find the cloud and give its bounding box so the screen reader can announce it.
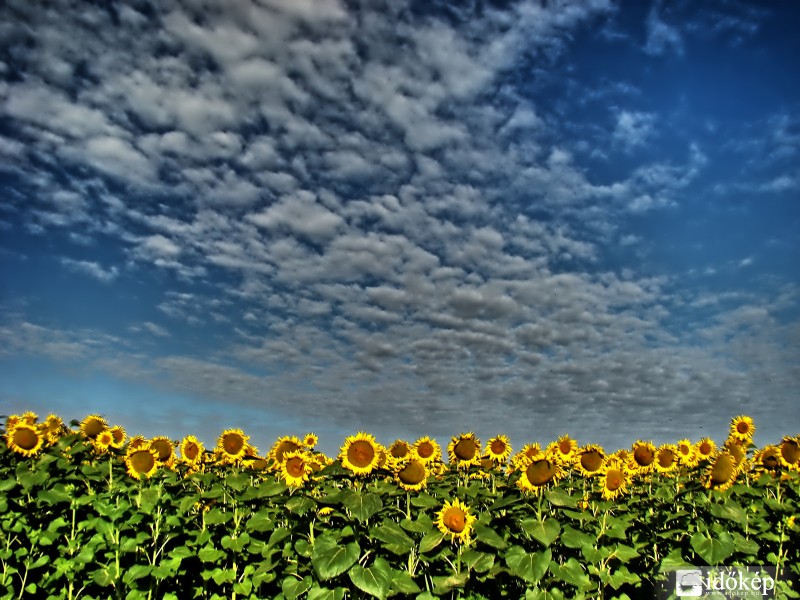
[644,6,684,56]
[613,110,656,150]
[60,258,119,282]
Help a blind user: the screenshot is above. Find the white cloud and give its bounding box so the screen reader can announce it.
[60,258,119,282]
[644,7,684,56]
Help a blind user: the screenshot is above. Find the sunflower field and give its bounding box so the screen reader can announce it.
[1,412,798,600]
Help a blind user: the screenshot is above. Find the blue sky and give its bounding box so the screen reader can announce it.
[1,0,798,458]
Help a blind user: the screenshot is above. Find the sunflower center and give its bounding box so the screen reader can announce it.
[762,452,779,469]
[710,454,736,484]
[130,450,156,474]
[454,439,477,460]
[443,508,466,533]
[13,427,39,450]
[398,461,426,485]
[417,441,434,459]
[111,429,124,444]
[223,434,245,455]
[679,444,691,456]
[634,446,654,466]
[580,450,604,472]
[391,444,409,459]
[84,419,105,438]
[152,440,173,461]
[527,459,557,486]
[276,441,300,463]
[737,422,750,434]
[348,440,375,467]
[698,442,712,456]
[657,450,675,469]
[558,440,572,454]
[184,442,199,460]
[781,439,800,464]
[490,440,506,455]
[286,456,305,477]
[606,469,623,491]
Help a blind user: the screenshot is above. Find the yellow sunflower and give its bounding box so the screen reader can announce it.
[387,439,412,468]
[447,432,482,470]
[778,436,800,471]
[217,429,249,463]
[180,435,204,465]
[281,451,312,487]
[516,452,564,495]
[724,439,748,471]
[729,415,756,442]
[436,499,477,545]
[18,411,39,426]
[704,452,738,492]
[654,444,679,475]
[340,432,382,476]
[41,414,65,446]
[412,436,442,464]
[125,443,159,480]
[151,436,177,467]
[127,435,148,451]
[302,433,319,449]
[600,462,629,501]
[695,437,716,461]
[269,435,304,467]
[484,435,512,463]
[549,434,578,464]
[109,426,126,449]
[576,444,605,477]
[630,440,656,473]
[80,414,108,439]
[93,430,115,453]
[753,445,782,473]
[676,439,698,468]
[510,443,541,473]
[394,457,429,491]
[5,424,44,457]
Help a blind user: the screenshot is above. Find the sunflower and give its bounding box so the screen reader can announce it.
[447,432,482,470]
[724,439,748,471]
[729,415,756,442]
[412,436,442,464]
[108,426,126,449]
[676,439,698,468]
[600,462,628,501]
[753,445,782,473]
[510,443,541,473]
[41,414,65,446]
[217,429,249,463]
[18,411,39,426]
[180,435,204,465]
[340,432,382,476]
[436,499,477,545]
[302,433,319,449]
[80,414,108,439]
[269,435,304,467]
[5,424,44,457]
[388,439,412,468]
[576,444,605,477]
[395,457,428,491]
[125,443,159,480]
[151,436,177,467]
[516,453,564,495]
[281,451,312,487]
[127,435,148,451]
[93,430,115,453]
[778,436,800,470]
[704,452,738,492]
[654,444,679,474]
[695,437,716,461]
[484,435,512,463]
[549,434,578,464]
[630,440,656,473]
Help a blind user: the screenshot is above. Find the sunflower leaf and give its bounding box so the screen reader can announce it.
[342,490,382,524]
[690,531,735,565]
[312,540,360,581]
[282,575,313,600]
[520,517,561,547]
[369,522,415,554]
[505,546,551,584]
[348,557,392,600]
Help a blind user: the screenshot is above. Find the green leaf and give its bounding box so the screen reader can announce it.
[246,511,274,533]
[204,508,232,525]
[657,548,692,574]
[730,531,760,555]
[282,576,313,600]
[348,557,392,600]
[122,564,152,585]
[225,472,250,492]
[220,533,250,553]
[709,499,747,523]
[391,570,422,595]
[418,531,444,554]
[342,490,383,523]
[370,522,415,554]
[286,495,316,515]
[431,572,469,594]
[560,525,595,550]
[691,531,735,565]
[473,522,507,549]
[610,544,638,564]
[521,518,561,547]
[460,549,495,573]
[233,581,253,596]
[307,585,347,600]
[545,488,577,508]
[312,541,361,581]
[198,546,226,563]
[268,527,291,549]
[551,557,592,591]
[409,493,440,508]
[258,480,289,497]
[505,546,551,584]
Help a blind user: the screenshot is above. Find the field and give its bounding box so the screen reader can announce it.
[1,412,798,599]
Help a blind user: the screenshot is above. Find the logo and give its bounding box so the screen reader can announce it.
[676,569,704,596]
[662,566,779,599]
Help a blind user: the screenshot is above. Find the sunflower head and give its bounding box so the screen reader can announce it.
[654,444,679,474]
[388,440,412,465]
[705,452,738,491]
[550,434,578,463]
[108,426,126,449]
[600,463,629,501]
[730,415,756,442]
[41,414,66,446]
[281,450,312,487]
[447,432,481,470]
[696,437,716,461]
[5,424,44,457]
[127,435,148,452]
[754,445,782,473]
[80,414,108,440]
[302,433,319,449]
[436,499,477,545]
[217,429,249,463]
[779,436,800,470]
[269,435,303,467]
[576,444,605,476]
[340,432,382,476]
[395,458,428,491]
[676,439,698,467]
[412,436,441,463]
[484,435,512,463]
[516,452,563,495]
[180,435,204,464]
[94,430,115,453]
[151,436,176,466]
[630,440,656,473]
[125,444,159,480]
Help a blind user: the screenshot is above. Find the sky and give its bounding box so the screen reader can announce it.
[1,0,798,459]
